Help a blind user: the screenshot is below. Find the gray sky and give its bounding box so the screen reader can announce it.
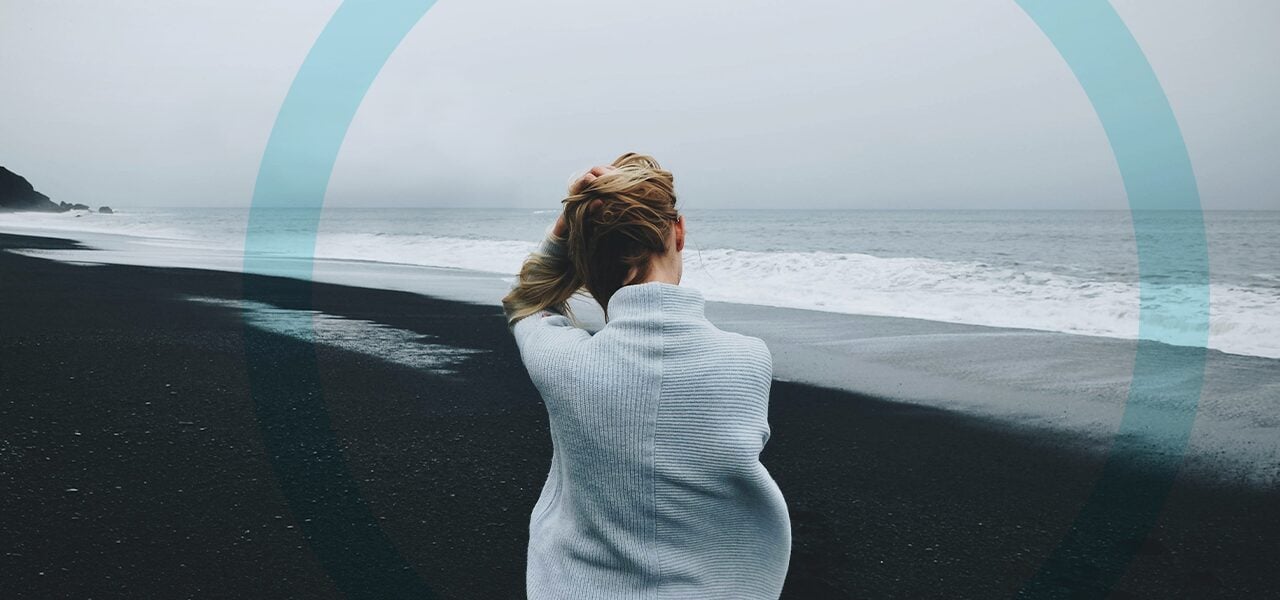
[2,0,1277,209]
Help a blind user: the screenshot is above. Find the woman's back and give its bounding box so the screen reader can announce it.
[512,281,792,600]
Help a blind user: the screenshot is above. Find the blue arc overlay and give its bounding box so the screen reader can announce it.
[1014,1,1208,596]
[244,0,1209,597]
[243,1,439,598]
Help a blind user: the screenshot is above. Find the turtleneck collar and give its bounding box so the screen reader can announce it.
[605,281,706,322]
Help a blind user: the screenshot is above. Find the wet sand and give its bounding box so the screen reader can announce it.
[1,232,1276,598]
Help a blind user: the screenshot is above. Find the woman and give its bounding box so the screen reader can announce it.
[502,153,791,599]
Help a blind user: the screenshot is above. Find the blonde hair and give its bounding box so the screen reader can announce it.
[502,152,680,325]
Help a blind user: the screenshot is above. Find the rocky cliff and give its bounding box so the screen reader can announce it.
[0,167,62,212]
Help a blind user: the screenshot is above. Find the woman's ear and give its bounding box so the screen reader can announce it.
[674,215,685,252]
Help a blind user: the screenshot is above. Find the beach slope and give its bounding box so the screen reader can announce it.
[1,233,1275,598]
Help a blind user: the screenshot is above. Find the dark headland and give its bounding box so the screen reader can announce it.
[0,167,110,213]
[0,232,1276,598]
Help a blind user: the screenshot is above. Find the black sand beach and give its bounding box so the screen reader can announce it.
[2,232,1276,598]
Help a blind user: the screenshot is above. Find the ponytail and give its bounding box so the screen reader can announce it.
[502,229,583,325]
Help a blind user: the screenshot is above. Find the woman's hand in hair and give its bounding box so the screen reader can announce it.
[556,165,616,236]
[568,165,617,196]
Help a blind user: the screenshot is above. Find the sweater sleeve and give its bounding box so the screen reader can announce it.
[504,224,591,352]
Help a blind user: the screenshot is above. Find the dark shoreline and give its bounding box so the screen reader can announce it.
[1,232,1276,598]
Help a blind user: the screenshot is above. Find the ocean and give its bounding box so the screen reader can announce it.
[2,207,1276,359]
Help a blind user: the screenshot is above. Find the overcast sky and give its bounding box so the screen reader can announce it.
[2,0,1276,209]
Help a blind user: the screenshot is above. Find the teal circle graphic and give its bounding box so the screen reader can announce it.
[1014,1,1208,595]
[242,1,441,598]
[243,0,1209,596]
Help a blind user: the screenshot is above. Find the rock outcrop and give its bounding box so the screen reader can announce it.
[0,167,62,212]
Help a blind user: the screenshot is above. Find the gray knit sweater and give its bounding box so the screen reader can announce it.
[505,232,792,599]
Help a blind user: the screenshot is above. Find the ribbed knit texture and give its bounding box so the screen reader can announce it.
[505,234,792,599]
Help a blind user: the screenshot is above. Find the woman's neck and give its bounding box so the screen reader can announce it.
[633,252,682,286]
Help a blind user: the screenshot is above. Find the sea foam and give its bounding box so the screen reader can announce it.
[3,209,1276,359]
